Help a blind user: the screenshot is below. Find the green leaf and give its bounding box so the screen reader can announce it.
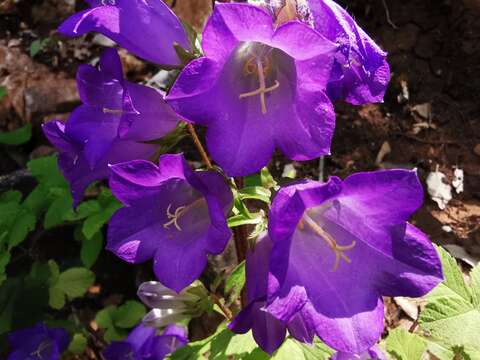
[238,186,271,204]
[0,191,22,203]
[66,200,102,221]
[80,231,103,268]
[272,338,334,360]
[112,300,146,328]
[8,209,35,248]
[419,246,480,354]
[30,39,48,57]
[95,305,116,329]
[0,124,32,145]
[48,285,65,310]
[245,167,277,189]
[385,328,427,360]
[57,267,94,298]
[47,260,60,285]
[227,214,263,228]
[24,186,51,216]
[28,156,68,188]
[470,264,480,307]
[44,193,73,229]
[68,333,87,354]
[225,261,245,304]
[82,192,121,239]
[0,86,6,100]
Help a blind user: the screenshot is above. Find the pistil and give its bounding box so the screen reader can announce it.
[30,340,51,359]
[102,107,123,115]
[302,213,356,272]
[239,58,280,114]
[163,198,205,231]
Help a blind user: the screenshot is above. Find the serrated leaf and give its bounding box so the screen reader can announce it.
[81,231,103,268]
[272,338,333,360]
[224,331,258,357]
[95,305,116,329]
[386,328,427,360]
[0,124,32,145]
[44,193,73,229]
[8,209,35,248]
[82,200,121,239]
[0,191,22,203]
[424,339,455,360]
[426,246,470,302]
[28,156,67,188]
[419,246,480,354]
[24,186,51,216]
[470,264,480,307]
[57,267,95,299]
[68,333,87,354]
[112,300,146,328]
[105,326,127,342]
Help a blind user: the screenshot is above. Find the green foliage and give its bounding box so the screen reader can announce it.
[48,261,95,309]
[81,188,121,240]
[0,191,36,285]
[0,86,6,100]
[80,230,103,268]
[0,124,32,145]
[95,301,146,342]
[170,324,334,360]
[68,333,88,355]
[228,189,265,228]
[271,338,334,360]
[29,38,49,57]
[418,246,480,358]
[26,155,71,219]
[0,262,51,340]
[225,261,246,306]
[245,167,277,189]
[385,328,427,360]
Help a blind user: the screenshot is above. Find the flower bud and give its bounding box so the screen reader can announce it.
[137,280,211,328]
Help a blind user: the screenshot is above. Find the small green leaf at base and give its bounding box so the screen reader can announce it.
[0,124,32,145]
[385,328,427,360]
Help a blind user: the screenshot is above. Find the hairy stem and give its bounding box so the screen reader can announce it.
[211,293,233,320]
[186,123,213,169]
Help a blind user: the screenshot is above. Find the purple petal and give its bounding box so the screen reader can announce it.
[187,171,232,254]
[109,160,169,206]
[126,324,156,351]
[230,301,287,355]
[119,82,178,141]
[58,1,189,66]
[331,345,388,360]
[42,121,78,154]
[374,223,443,297]
[308,0,390,104]
[202,3,274,62]
[271,21,337,60]
[167,57,225,126]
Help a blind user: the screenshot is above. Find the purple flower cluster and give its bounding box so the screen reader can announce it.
[103,324,187,360]
[230,170,442,354]
[36,0,444,358]
[7,323,69,360]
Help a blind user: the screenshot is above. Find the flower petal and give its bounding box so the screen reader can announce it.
[58,1,189,66]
